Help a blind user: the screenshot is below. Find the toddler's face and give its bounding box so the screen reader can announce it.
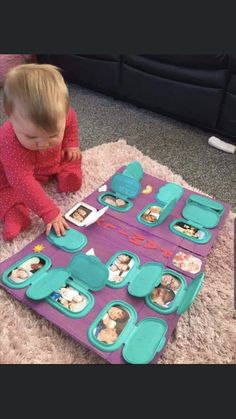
[108,306,126,320]
[10,106,66,151]
[97,327,118,344]
[118,254,130,263]
[11,268,29,280]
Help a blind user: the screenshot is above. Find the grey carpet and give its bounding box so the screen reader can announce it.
[1,84,235,210]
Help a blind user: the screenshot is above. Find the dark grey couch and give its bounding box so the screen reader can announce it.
[37,55,236,142]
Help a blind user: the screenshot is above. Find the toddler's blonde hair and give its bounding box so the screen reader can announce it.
[3,63,69,132]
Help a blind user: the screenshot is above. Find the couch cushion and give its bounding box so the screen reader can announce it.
[141,55,228,69]
[121,64,224,129]
[122,55,228,88]
[76,54,121,61]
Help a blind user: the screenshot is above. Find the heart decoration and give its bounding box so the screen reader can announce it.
[142,185,153,194]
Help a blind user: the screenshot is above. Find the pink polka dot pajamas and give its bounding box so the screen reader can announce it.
[0,107,82,239]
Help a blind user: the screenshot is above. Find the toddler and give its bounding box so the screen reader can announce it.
[0,63,82,241]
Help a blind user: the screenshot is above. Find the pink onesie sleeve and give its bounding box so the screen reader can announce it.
[0,130,60,224]
[61,107,80,149]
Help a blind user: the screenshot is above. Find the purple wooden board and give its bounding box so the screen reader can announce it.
[0,166,230,364]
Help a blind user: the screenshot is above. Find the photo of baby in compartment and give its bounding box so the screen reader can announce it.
[141,205,162,223]
[70,205,92,224]
[93,304,130,345]
[108,254,135,284]
[50,284,88,313]
[8,257,46,283]
[173,222,205,240]
[150,274,181,308]
[103,194,128,209]
[172,251,202,274]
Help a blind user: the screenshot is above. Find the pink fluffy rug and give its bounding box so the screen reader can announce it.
[0,139,235,364]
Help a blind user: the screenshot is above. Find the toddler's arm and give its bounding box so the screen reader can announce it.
[61,107,81,162]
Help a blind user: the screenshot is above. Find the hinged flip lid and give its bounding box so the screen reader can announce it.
[26,268,69,300]
[26,253,109,300]
[177,273,205,315]
[156,182,184,203]
[123,318,168,364]
[67,253,109,291]
[111,173,141,199]
[155,198,177,225]
[128,262,164,297]
[47,228,88,252]
[183,195,224,228]
[122,161,144,181]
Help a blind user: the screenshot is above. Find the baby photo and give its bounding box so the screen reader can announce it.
[172,251,202,274]
[65,202,97,227]
[50,284,88,313]
[93,304,130,345]
[141,205,162,223]
[71,205,92,223]
[150,273,181,308]
[103,194,129,209]
[8,256,46,283]
[173,221,205,240]
[108,254,135,284]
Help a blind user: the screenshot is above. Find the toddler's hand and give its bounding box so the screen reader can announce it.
[61,147,81,162]
[46,215,69,237]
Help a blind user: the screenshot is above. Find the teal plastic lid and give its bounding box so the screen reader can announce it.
[26,268,69,300]
[188,195,224,214]
[156,183,184,203]
[177,273,205,315]
[47,228,88,252]
[122,161,144,181]
[123,318,168,364]
[128,262,164,297]
[156,198,177,225]
[183,195,224,228]
[111,173,141,199]
[68,253,108,291]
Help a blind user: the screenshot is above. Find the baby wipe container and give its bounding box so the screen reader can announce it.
[2,253,108,319]
[137,182,184,227]
[170,194,225,244]
[126,261,204,315]
[97,161,144,212]
[87,299,168,364]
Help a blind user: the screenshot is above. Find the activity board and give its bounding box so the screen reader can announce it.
[0,161,230,364]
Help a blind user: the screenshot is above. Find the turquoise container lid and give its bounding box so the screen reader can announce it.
[26,253,109,300]
[122,161,144,181]
[68,253,109,291]
[183,194,224,228]
[128,262,164,297]
[177,273,205,315]
[156,198,177,225]
[26,268,69,300]
[47,228,88,252]
[123,318,168,364]
[156,182,184,202]
[111,173,141,200]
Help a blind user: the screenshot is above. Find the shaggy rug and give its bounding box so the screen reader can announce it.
[0,139,235,364]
